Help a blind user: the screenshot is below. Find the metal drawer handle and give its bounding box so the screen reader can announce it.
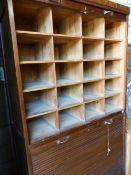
[104,10,114,16]
[104,119,113,125]
[56,136,70,144]
[80,7,94,14]
[50,0,63,5]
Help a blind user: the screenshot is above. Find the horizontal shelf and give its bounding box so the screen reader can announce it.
[83,58,104,62]
[26,99,57,117]
[16,30,81,41]
[105,103,122,114]
[85,109,105,121]
[85,100,105,122]
[60,112,82,129]
[84,95,104,103]
[105,89,121,98]
[105,58,122,61]
[55,60,83,63]
[20,61,54,64]
[16,30,122,43]
[23,82,55,92]
[84,76,103,82]
[83,78,104,83]
[56,79,81,86]
[59,105,84,129]
[28,113,59,143]
[104,38,122,44]
[20,60,83,64]
[82,37,104,43]
[105,74,121,79]
[58,96,82,109]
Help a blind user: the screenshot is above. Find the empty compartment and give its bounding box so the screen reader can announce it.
[105,95,122,114]
[58,84,83,109]
[28,112,59,143]
[105,21,123,39]
[105,42,122,59]
[21,63,55,91]
[24,88,57,118]
[18,37,54,63]
[85,100,105,121]
[14,3,53,33]
[59,105,84,129]
[84,80,104,102]
[105,60,121,78]
[83,41,104,60]
[82,17,105,38]
[105,78,121,97]
[84,61,104,81]
[52,7,82,35]
[54,38,83,61]
[56,62,83,85]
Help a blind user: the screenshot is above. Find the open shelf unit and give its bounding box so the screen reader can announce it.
[105,78,121,97]
[105,20,122,40]
[83,40,104,60]
[18,36,54,63]
[56,62,83,85]
[105,94,122,114]
[84,61,104,81]
[28,112,59,143]
[105,42,122,60]
[85,99,105,121]
[59,105,84,130]
[105,60,121,79]
[84,80,104,102]
[24,89,57,119]
[82,17,105,38]
[54,37,83,61]
[52,7,82,36]
[21,63,56,92]
[58,84,83,109]
[13,2,126,143]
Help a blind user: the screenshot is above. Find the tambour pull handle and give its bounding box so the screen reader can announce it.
[56,136,70,144]
[80,6,94,14]
[104,119,113,125]
[50,0,63,5]
[104,10,114,16]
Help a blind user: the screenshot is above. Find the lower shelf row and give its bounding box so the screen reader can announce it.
[28,96,122,143]
[24,79,121,118]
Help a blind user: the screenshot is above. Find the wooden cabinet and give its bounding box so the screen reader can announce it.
[0,0,129,175]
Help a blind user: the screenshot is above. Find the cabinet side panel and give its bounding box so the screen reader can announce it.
[0,1,32,175]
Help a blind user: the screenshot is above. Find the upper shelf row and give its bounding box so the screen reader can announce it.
[18,36,122,63]
[14,6,124,40]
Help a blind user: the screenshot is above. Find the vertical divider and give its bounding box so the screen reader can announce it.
[119,21,127,108]
[35,7,53,33]
[103,18,106,111]
[53,33,59,128]
[59,13,82,36]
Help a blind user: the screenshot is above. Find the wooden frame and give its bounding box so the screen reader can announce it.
[0,0,129,174]
[8,0,128,145]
